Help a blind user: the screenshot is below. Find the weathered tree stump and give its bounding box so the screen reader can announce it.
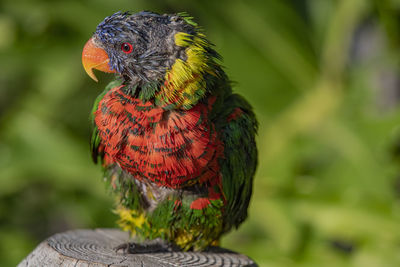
[19,229,257,266]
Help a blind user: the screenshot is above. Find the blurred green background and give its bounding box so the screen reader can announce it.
[1,0,400,266]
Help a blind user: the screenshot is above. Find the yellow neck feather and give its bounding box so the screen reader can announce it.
[156,32,217,109]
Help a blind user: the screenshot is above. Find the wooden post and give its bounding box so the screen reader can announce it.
[18,229,257,266]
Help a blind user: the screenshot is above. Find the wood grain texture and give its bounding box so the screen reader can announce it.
[18,229,257,267]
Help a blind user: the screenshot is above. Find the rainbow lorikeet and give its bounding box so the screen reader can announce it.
[82,11,257,251]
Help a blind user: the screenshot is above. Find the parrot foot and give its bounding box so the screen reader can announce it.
[114,239,177,254]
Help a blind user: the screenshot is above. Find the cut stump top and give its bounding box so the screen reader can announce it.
[18,228,257,267]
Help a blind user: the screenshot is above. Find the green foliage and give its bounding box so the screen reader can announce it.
[1,0,400,266]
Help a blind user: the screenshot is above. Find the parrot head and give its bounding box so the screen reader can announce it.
[82,11,220,108]
[82,11,197,83]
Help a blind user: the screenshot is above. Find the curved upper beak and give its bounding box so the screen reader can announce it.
[82,37,116,82]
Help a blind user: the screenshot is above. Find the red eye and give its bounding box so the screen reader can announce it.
[121,42,133,54]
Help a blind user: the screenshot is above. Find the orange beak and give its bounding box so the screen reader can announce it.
[82,37,116,82]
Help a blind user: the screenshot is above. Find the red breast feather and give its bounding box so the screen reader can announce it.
[95,85,223,188]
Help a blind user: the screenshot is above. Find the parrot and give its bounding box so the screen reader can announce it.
[81,11,258,252]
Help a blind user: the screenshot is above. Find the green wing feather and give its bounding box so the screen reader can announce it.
[217,94,258,232]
